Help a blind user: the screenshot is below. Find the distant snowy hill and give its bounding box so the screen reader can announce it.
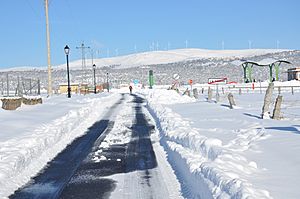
[1,48,298,91]
[0,48,289,72]
[57,48,289,70]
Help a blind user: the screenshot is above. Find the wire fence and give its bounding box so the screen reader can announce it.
[0,75,41,97]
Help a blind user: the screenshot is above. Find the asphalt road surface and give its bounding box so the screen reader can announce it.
[10,94,169,199]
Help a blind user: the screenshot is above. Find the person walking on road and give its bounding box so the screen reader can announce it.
[129,85,133,94]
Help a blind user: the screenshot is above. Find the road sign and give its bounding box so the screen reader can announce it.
[173,74,180,80]
[133,79,139,85]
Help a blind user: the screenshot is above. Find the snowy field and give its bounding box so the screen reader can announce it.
[0,93,121,198]
[140,82,300,199]
[1,82,300,198]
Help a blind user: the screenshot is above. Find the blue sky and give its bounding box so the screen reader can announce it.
[0,0,299,68]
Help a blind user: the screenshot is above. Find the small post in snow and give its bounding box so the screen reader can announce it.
[193,88,199,99]
[259,80,262,94]
[272,95,283,120]
[227,93,236,109]
[261,83,274,119]
[216,84,219,102]
[6,73,9,97]
[207,87,212,102]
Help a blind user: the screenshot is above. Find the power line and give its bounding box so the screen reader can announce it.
[25,0,43,20]
[76,42,90,83]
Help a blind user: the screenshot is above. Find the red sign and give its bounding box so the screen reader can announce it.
[189,79,193,85]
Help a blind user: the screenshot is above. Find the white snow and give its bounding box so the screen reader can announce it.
[1,80,300,199]
[139,81,300,199]
[0,92,121,198]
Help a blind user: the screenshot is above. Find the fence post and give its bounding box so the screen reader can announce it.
[208,87,212,102]
[38,79,41,95]
[193,88,199,99]
[261,83,274,119]
[1,79,3,96]
[272,95,282,120]
[6,73,9,97]
[291,86,294,95]
[216,84,219,102]
[228,93,236,109]
[29,78,32,95]
[239,88,242,95]
[272,95,283,120]
[278,87,281,95]
[259,81,262,94]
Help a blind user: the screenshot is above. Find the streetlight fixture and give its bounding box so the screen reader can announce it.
[93,64,96,94]
[64,45,71,98]
[106,72,109,92]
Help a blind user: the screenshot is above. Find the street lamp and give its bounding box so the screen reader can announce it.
[93,64,96,94]
[106,72,109,92]
[64,45,71,98]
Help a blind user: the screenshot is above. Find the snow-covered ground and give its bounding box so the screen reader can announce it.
[139,82,300,199]
[0,93,121,198]
[1,81,300,198]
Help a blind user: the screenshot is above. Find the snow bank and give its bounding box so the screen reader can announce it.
[143,89,196,105]
[0,93,120,198]
[142,88,272,199]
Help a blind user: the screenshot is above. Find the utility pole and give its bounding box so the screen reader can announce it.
[76,42,90,83]
[44,0,52,96]
[90,49,94,85]
[90,49,94,65]
[1,79,3,96]
[6,73,9,97]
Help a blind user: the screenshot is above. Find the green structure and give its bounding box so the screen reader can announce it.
[264,60,291,81]
[240,60,291,83]
[149,70,154,89]
[241,61,259,83]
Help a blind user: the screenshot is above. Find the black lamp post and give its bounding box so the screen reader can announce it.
[93,64,96,94]
[106,72,109,92]
[64,45,71,98]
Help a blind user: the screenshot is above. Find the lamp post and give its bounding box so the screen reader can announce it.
[93,64,96,94]
[64,45,71,98]
[106,72,109,92]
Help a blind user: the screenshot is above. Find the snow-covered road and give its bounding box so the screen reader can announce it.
[9,93,181,199]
